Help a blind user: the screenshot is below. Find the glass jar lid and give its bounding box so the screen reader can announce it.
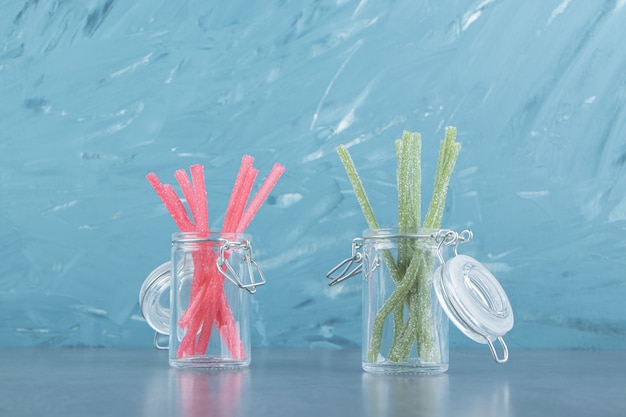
[139,261,172,336]
[433,254,514,362]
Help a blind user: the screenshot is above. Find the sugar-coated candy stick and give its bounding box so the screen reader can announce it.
[178,277,207,328]
[196,156,256,357]
[174,169,198,223]
[162,184,195,231]
[222,155,254,232]
[146,173,194,232]
[148,171,207,357]
[176,166,212,351]
[190,164,209,233]
[200,161,284,357]
[173,169,207,326]
[224,167,258,232]
[193,249,220,354]
[197,156,254,355]
[214,295,246,358]
[236,162,285,233]
[336,146,379,231]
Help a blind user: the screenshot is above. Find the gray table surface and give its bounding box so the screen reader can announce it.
[1,348,625,417]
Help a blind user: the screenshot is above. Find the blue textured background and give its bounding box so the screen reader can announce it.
[1,0,625,349]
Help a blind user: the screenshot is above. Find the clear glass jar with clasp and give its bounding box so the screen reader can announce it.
[140,232,265,369]
[328,228,514,374]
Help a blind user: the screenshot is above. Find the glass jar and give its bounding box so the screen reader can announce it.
[361,228,450,374]
[140,232,265,369]
[328,228,514,374]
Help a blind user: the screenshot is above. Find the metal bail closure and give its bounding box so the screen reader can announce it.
[433,254,514,363]
[326,238,364,286]
[216,238,266,294]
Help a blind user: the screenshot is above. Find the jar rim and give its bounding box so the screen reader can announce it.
[171,231,251,243]
[362,227,450,240]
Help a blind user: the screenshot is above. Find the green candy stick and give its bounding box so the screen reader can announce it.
[337,145,380,231]
[337,145,401,284]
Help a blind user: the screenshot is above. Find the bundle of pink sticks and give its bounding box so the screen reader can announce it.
[146,155,285,359]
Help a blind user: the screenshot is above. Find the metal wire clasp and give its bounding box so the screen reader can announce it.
[326,238,364,286]
[216,238,266,294]
[435,229,473,263]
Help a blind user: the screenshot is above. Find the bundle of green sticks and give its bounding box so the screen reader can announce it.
[337,127,461,362]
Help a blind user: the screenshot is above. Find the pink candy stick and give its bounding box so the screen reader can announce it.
[197,156,259,358]
[190,164,209,233]
[195,257,245,359]
[194,249,220,354]
[148,171,206,357]
[178,278,206,328]
[224,167,258,232]
[174,169,198,223]
[191,159,248,358]
[222,155,254,232]
[198,157,255,356]
[174,167,208,334]
[214,294,245,358]
[148,171,207,358]
[177,309,205,358]
[207,161,285,359]
[236,163,285,233]
[146,173,194,232]
[162,184,195,232]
